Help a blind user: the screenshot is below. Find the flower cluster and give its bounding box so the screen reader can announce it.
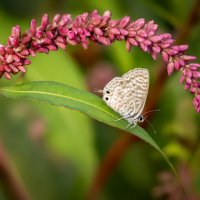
[0,10,199,112]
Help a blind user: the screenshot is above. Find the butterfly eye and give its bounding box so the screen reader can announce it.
[106,90,110,94]
[105,97,109,101]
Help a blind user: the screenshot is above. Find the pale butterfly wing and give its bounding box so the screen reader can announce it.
[103,68,149,123]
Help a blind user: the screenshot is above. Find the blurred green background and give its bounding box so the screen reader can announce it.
[0,0,200,199]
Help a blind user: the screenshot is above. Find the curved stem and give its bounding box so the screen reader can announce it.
[0,142,31,200]
[87,0,200,199]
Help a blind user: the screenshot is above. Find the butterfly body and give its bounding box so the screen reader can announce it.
[103,68,149,126]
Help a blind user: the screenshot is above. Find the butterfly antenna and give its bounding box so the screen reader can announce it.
[144,117,157,134]
[93,88,103,93]
[143,109,161,116]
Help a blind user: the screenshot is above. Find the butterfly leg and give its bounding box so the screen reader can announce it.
[114,116,125,122]
[131,122,137,129]
[125,122,132,129]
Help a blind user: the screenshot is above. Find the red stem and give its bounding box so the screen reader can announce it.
[0,142,31,200]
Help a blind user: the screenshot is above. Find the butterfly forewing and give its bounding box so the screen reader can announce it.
[103,68,149,123]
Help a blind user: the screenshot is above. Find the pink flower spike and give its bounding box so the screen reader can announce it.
[0,10,199,113]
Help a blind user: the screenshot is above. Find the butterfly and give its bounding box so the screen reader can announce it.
[102,68,149,128]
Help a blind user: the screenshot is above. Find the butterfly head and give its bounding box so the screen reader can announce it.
[103,89,112,104]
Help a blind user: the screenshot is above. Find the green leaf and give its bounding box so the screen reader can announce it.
[0,81,176,175]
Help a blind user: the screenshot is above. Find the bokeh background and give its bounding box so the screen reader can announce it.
[0,0,200,199]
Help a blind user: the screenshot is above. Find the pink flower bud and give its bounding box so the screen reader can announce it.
[109,20,119,27]
[152,46,161,53]
[103,10,111,18]
[9,37,19,47]
[6,55,13,63]
[135,36,144,42]
[186,69,192,78]
[94,27,104,36]
[161,51,169,62]
[47,45,58,51]
[3,72,11,79]
[30,19,37,36]
[58,27,68,36]
[131,18,145,30]
[178,59,185,66]
[23,59,31,65]
[174,60,180,70]
[143,40,152,46]
[21,36,31,44]
[59,14,71,27]
[10,64,19,73]
[181,55,197,61]
[128,30,136,37]
[128,38,138,46]
[11,26,21,39]
[193,71,200,79]
[91,15,102,26]
[140,43,148,52]
[184,83,190,90]
[120,29,128,36]
[177,45,188,52]
[118,16,130,28]
[98,36,110,45]
[110,28,120,35]
[54,36,66,49]
[190,87,196,94]
[41,14,49,30]
[166,48,178,56]
[137,30,147,38]
[53,14,61,24]
[150,35,163,42]
[151,52,158,60]
[4,65,11,72]
[167,62,175,76]
[126,40,131,52]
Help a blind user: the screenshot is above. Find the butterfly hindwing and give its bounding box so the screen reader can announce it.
[103,68,149,123]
